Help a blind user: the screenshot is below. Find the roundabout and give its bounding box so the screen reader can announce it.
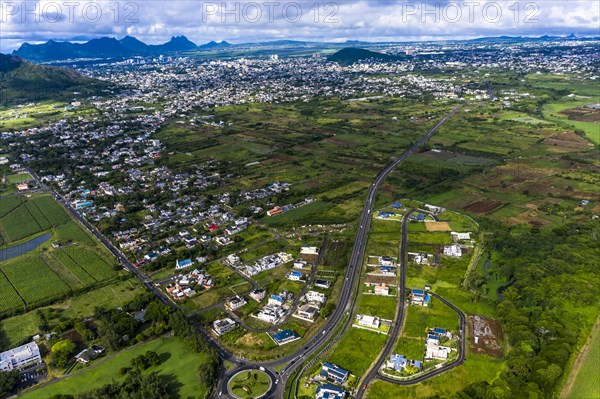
[227,369,273,399]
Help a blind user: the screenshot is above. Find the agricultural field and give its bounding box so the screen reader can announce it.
[19,336,213,399]
[0,194,120,315]
[0,195,71,243]
[356,294,397,320]
[0,256,70,305]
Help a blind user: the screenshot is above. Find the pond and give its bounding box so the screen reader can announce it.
[0,233,52,262]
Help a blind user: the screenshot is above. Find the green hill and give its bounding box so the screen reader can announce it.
[0,54,107,106]
[328,48,402,66]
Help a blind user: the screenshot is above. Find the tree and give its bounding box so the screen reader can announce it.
[0,370,19,396]
[51,339,76,368]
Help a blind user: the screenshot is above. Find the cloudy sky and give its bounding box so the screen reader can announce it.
[1,0,599,51]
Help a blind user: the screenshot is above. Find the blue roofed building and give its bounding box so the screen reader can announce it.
[316,384,346,399]
[319,362,349,384]
[410,288,431,306]
[268,294,284,306]
[176,259,193,270]
[288,270,305,281]
[270,329,300,345]
[377,211,395,219]
[387,354,423,373]
[391,202,403,209]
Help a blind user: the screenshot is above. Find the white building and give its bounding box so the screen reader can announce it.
[443,244,462,257]
[357,315,380,329]
[226,296,247,310]
[257,307,284,324]
[0,342,41,371]
[305,291,327,305]
[300,246,319,256]
[213,318,238,336]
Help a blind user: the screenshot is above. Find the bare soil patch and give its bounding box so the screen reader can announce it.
[560,107,600,123]
[544,132,592,150]
[468,315,503,358]
[425,222,452,232]
[463,201,503,215]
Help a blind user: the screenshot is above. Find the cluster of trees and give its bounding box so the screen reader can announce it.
[456,220,600,398]
[51,339,77,368]
[119,351,161,374]
[49,369,170,399]
[0,370,19,397]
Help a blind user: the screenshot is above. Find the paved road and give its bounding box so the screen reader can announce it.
[355,209,415,398]
[274,106,462,399]
[356,210,468,397]
[374,292,467,386]
[485,81,496,101]
[27,104,461,399]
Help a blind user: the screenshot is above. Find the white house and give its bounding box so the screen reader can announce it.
[213,318,237,336]
[305,291,327,305]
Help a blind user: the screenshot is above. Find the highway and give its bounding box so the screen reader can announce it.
[27,103,461,399]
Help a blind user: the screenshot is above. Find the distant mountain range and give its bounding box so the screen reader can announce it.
[13,36,232,62]
[0,53,107,105]
[11,33,591,63]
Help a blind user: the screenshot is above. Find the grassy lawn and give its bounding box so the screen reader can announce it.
[326,328,388,377]
[228,370,271,398]
[401,304,460,339]
[356,294,397,320]
[19,336,212,399]
[367,352,505,398]
[6,173,33,184]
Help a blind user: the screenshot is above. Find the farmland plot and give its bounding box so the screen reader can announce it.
[1,256,70,304]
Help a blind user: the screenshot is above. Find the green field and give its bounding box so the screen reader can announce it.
[367,352,505,398]
[0,195,71,243]
[6,173,32,184]
[563,320,600,399]
[357,294,398,320]
[0,195,119,315]
[0,256,70,304]
[19,336,213,399]
[326,328,388,377]
[228,370,271,398]
[0,196,23,218]
[1,203,42,241]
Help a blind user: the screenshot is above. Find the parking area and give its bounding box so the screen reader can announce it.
[16,361,47,391]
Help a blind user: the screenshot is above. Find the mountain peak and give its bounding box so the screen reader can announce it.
[162,35,197,50]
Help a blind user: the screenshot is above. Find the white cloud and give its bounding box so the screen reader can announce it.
[1,0,598,52]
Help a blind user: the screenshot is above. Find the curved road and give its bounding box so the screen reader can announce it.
[356,210,468,397]
[28,104,462,399]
